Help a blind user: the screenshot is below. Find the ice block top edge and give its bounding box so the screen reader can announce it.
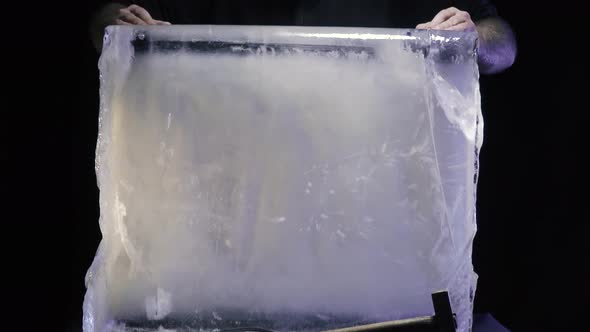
[103,25,477,59]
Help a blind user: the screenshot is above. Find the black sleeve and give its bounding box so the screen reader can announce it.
[451,0,498,22]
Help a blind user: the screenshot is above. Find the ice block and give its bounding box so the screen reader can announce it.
[84,25,483,332]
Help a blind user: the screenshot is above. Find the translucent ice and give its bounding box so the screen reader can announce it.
[84,25,483,332]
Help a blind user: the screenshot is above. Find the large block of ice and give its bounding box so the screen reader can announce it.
[84,25,483,332]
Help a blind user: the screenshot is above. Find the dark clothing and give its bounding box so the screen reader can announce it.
[474,313,510,332]
[116,0,498,28]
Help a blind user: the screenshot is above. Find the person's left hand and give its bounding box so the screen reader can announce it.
[416,7,476,31]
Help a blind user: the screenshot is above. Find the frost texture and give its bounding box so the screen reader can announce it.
[84,25,482,332]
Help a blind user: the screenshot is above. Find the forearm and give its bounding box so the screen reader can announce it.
[475,17,517,74]
[90,3,126,52]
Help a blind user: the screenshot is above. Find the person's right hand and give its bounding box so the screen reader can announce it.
[115,4,171,25]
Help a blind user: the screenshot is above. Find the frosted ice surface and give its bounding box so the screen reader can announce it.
[84,25,483,332]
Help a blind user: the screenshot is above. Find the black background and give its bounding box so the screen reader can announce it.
[8,1,585,331]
